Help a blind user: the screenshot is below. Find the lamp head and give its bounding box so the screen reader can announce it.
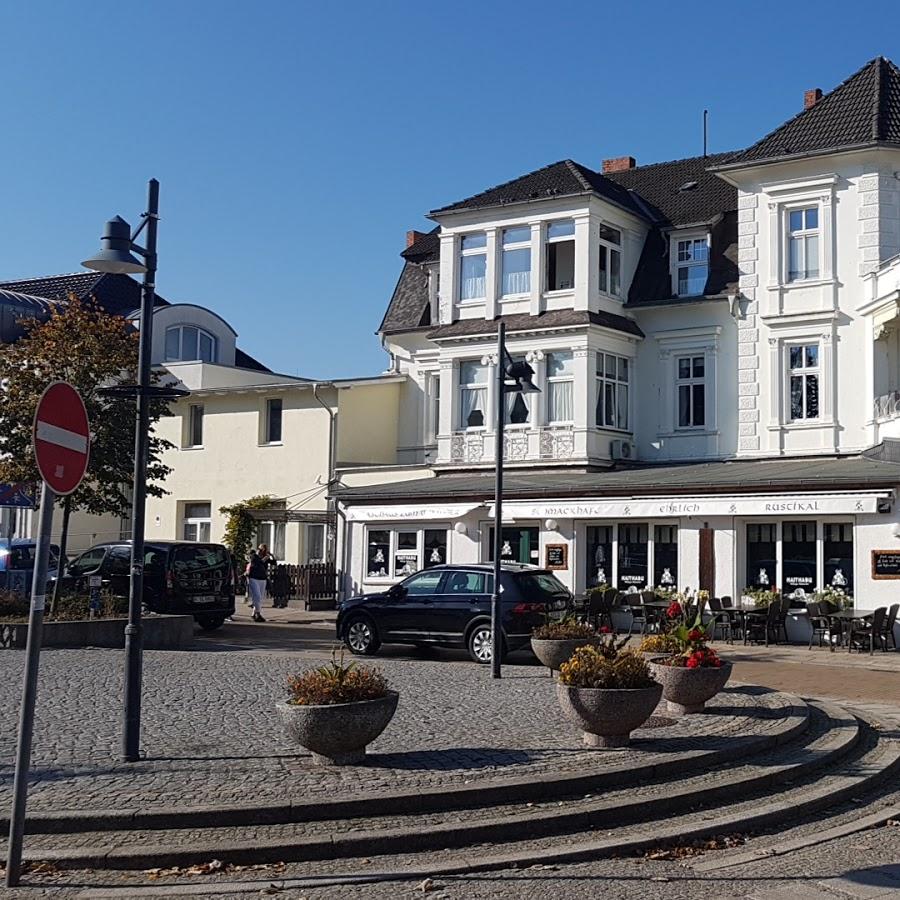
[82,216,147,274]
[506,360,540,394]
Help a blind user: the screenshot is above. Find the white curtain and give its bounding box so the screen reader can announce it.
[502,269,530,296]
[548,380,574,423]
[460,387,486,427]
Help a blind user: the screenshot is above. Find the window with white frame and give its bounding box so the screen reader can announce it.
[165,325,217,363]
[675,236,709,296]
[459,360,488,429]
[265,398,283,444]
[788,343,819,421]
[186,404,204,447]
[676,355,705,428]
[546,351,574,424]
[504,356,533,426]
[306,523,326,564]
[595,352,630,430]
[501,226,531,296]
[787,206,819,282]
[598,224,622,297]
[459,233,487,301]
[182,502,211,542]
[365,527,448,580]
[546,219,575,291]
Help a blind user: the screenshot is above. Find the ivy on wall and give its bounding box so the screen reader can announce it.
[219,495,274,570]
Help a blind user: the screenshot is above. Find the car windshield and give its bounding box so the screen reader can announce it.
[0,543,60,572]
[514,571,571,600]
[172,545,230,577]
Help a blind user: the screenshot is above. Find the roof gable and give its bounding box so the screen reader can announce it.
[728,57,900,166]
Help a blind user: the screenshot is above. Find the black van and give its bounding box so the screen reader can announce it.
[57,541,236,630]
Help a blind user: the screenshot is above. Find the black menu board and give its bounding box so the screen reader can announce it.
[871,550,900,579]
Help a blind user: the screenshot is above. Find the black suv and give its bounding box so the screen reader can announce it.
[57,541,236,630]
[336,563,571,663]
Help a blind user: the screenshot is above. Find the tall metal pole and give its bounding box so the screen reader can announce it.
[122,178,159,763]
[5,483,55,887]
[491,322,505,679]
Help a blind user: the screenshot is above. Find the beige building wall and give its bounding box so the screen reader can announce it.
[336,382,402,466]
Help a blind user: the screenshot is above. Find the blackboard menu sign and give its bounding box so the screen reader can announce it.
[545,544,568,570]
[871,550,900,579]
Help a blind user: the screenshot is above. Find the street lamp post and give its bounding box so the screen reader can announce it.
[83,179,184,762]
[491,322,539,679]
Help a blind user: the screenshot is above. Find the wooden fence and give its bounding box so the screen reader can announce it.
[239,563,340,610]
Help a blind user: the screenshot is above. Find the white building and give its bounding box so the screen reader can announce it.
[336,57,900,612]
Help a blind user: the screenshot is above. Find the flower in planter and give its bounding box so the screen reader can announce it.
[673,647,723,669]
[666,600,683,619]
[287,648,388,706]
[638,633,680,654]
[532,617,598,641]
[599,625,613,634]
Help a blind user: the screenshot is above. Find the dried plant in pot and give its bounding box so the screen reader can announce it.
[276,649,398,766]
[637,633,680,661]
[648,610,731,714]
[531,618,607,675]
[555,636,662,749]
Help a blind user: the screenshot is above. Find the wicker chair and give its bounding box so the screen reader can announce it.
[707,597,733,644]
[883,603,899,650]
[806,601,832,650]
[848,607,888,654]
[745,600,781,646]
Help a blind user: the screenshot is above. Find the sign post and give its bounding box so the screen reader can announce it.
[5,383,89,888]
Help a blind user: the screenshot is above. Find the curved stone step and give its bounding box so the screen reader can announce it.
[8,687,810,836]
[10,698,873,872]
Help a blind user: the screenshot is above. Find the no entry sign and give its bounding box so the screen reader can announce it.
[32,382,90,496]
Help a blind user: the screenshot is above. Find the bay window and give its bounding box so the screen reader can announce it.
[595,352,630,430]
[676,355,705,428]
[459,233,487,301]
[546,351,574,425]
[501,226,531,296]
[787,206,819,281]
[459,360,488,429]
[598,224,622,297]
[675,236,709,297]
[789,344,819,421]
[546,219,575,291]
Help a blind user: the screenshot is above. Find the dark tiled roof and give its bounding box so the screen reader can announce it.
[401,228,440,262]
[379,262,431,335]
[432,159,641,217]
[604,152,737,226]
[234,348,271,372]
[427,308,643,340]
[726,57,900,166]
[0,272,168,315]
[334,455,900,502]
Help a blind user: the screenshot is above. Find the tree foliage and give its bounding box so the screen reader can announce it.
[0,296,173,516]
[219,495,274,570]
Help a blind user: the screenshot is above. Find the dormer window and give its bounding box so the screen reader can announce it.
[675,236,709,297]
[459,233,487,301]
[598,224,622,297]
[165,325,217,363]
[546,219,575,291]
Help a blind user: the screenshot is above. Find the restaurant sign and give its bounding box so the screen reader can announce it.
[345,503,481,522]
[497,493,889,520]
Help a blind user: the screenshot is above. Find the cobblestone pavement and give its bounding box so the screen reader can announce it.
[0,648,790,814]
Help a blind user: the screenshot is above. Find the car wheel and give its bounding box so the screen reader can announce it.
[344,616,381,656]
[467,622,501,664]
[196,615,226,631]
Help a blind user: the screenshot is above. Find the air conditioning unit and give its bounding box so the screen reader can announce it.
[610,439,635,461]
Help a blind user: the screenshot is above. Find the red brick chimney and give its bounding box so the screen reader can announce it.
[601,156,636,174]
[406,230,427,249]
[804,88,822,110]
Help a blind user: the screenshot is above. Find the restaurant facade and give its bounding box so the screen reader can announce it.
[334,58,900,613]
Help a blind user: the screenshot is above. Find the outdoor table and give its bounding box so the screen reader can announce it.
[826,609,873,653]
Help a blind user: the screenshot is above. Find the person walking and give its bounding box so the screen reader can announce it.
[246,544,269,623]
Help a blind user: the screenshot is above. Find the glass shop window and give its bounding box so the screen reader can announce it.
[423,529,448,568]
[487,526,540,565]
[823,522,853,595]
[653,524,678,589]
[366,530,390,579]
[586,525,613,587]
[393,530,419,578]
[746,523,776,590]
[782,520,817,597]
[617,523,648,591]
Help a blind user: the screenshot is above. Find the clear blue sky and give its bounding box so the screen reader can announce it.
[1,1,896,378]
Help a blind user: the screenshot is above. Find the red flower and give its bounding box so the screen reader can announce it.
[599,625,612,634]
[687,628,703,642]
[686,656,700,669]
[666,601,683,619]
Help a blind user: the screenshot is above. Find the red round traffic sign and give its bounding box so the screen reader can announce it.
[32,382,90,496]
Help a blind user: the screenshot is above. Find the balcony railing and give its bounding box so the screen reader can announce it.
[447,427,577,465]
[874,390,900,420]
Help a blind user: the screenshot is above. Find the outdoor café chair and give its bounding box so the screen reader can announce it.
[585,591,614,632]
[848,607,887,654]
[745,600,781,646]
[777,594,792,643]
[625,593,647,635]
[806,601,832,650]
[708,597,733,644]
[883,603,899,650]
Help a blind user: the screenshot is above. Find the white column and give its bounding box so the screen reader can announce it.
[530,222,543,316]
[821,329,837,451]
[439,233,457,324]
[573,347,590,432]
[573,215,591,312]
[767,337,781,431]
[485,227,499,320]
[864,314,875,443]
[438,358,455,448]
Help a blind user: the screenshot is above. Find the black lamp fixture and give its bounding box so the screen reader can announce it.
[490,323,540,679]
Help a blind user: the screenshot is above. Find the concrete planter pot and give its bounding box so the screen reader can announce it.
[556,681,663,749]
[531,637,602,674]
[276,691,399,766]
[0,615,194,651]
[648,660,733,714]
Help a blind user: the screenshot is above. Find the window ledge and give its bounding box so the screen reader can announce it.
[181,445,204,451]
[768,419,833,431]
[456,299,486,307]
[543,289,575,298]
[500,294,530,302]
[669,427,719,436]
[259,441,284,448]
[768,277,835,291]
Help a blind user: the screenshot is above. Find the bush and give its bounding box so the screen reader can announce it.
[532,618,598,640]
[0,590,28,620]
[287,649,388,706]
[558,644,656,690]
[638,633,680,654]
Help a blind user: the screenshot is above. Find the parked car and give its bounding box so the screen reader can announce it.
[336,563,571,663]
[0,539,63,591]
[54,540,235,630]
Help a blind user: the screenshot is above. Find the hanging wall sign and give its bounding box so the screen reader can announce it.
[545,544,568,570]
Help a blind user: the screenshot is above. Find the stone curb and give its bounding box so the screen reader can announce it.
[16,700,862,871]
[2,695,809,837]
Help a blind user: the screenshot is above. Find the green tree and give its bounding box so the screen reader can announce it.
[0,296,174,595]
